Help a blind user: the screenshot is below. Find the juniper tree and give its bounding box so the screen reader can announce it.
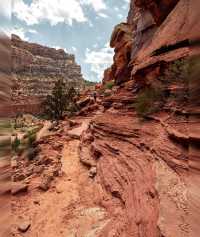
[43,79,78,120]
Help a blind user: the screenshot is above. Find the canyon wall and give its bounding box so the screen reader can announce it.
[103,0,200,85]
[0,35,12,117]
[80,0,200,236]
[11,34,84,115]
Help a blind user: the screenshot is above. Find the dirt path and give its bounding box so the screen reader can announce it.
[36,121,52,141]
[12,118,109,237]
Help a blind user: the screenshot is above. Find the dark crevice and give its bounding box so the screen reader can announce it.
[152,39,200,56]
[152,40,190,56]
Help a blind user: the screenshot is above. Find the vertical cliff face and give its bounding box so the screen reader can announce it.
[104,0,200,85]
[80,0,200,236]
[11,34,84,105]
[0,35,12,117]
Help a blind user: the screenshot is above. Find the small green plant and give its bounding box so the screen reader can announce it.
[105,80,114,90]
[159,58,190,84]
[27,130,36,148]
[12,136,20,152]
[134,87,163,117]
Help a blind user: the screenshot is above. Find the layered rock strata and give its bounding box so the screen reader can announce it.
[80,0,200,236]
[103,0,200,85]
[0,34,12,117]
[11,34,84,104]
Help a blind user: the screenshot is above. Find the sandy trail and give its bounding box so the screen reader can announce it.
[36,121,52,141]
[12,118,108,237]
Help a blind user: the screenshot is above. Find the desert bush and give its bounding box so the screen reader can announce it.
[134,57,199,116]
[43,79,79,120]
[105,80,114,90]
[134,87,163,117]
[27,131,36,148]
[12,136,20,152]
[159,58,190,84]
[188,56,200,105]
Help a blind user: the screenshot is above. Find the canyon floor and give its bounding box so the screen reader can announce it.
[12,116,110,237]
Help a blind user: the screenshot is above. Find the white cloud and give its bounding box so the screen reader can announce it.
[118,14,123,19]
[2,26,29,40]
[92,43,98,48]
[122,1,129,10]
[13,0,87,26]
[13,0,108,26]
[2,26,38,40]
[12,28,29,40]
[88,21,94,27]
[0,0,11,19]
[71,46,77,52]
[80,0,106,12]
[97,12,108,18]
[114,6,119,12]
[28,29,38,34]
[85,43,114,81]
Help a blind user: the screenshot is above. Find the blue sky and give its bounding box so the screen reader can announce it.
[1,0,130,82]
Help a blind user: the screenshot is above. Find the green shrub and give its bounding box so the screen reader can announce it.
[105,81,114,90]
[12,136,20,152]
[27,131,36,147]
[159,58,190,84]
[134,87,163,117]
[42,79,79,120]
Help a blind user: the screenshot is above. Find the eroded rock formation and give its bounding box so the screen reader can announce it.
[0,34,12,117]
[103,0,200,86]
[11,34,84,106]
[80,0,200,236]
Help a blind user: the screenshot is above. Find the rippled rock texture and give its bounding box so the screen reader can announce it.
[80,106,200,236]
[81,0,200,236]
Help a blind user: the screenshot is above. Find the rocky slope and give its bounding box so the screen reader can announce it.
[79,0,200,236]
[11,34,84,110]
[10,0,200,236]
[11,116,111,237]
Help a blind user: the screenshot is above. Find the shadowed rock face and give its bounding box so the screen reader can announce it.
[103,23,133,85]
[104,0,200,85]
[80,0,200,236]
[134,0,179,25]
[11,34,84,102]
[0,34,12,117]
[0,35,11,103]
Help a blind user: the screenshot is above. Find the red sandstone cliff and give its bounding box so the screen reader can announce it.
[11,34,84,115]
[11,34,84,95]
[103,0,200,85]
[80,1,200,236]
